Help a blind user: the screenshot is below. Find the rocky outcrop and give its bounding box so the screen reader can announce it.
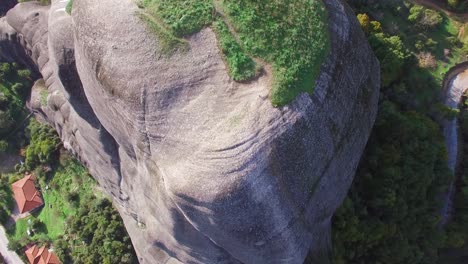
[0,1,380,263]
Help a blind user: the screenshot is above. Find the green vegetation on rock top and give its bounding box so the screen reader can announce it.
[222,0,330,106]
[140,0,215,37]
[138,0,330,106]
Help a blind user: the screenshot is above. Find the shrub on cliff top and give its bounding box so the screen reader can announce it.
[139,0,330,107]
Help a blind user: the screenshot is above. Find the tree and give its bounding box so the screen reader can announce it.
[25,119,59,169]
[369,33,409,86]
[357,13,370,33]
[448,0,459,9]
[408,6,443,29]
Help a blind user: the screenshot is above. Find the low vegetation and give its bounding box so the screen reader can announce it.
[212,20,257,81]
[54,197,137,264]
[139,0,214,37]
[138,0,330,106]
[17,0,51,5]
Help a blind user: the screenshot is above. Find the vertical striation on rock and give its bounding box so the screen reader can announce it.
[0,0,380,263]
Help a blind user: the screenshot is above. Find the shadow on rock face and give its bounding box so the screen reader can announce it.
[0,0,16,16]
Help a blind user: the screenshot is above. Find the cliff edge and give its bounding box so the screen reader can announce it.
[0,0,380,263]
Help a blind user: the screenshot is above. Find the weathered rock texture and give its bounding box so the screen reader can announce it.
[0,0,380,263]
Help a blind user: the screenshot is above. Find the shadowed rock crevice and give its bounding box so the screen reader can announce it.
[58,48,100,128]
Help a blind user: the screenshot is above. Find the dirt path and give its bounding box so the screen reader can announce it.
[411,0,468,22]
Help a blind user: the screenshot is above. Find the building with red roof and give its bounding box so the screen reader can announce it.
[25,245,60,264]
[11,174,44,214]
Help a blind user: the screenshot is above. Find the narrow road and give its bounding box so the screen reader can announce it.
[440,69,468,227]
[0,227,23,264]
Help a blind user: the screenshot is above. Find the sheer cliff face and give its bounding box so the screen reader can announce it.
[0,0,380,263]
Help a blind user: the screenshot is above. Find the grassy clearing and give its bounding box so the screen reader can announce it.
[139,0,214,37]
[8,158,96,241]
[138,0,330,106]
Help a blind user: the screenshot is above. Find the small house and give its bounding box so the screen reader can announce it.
[11,174,44,214]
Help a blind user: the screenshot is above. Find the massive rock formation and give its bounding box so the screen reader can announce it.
[0,0,380,263]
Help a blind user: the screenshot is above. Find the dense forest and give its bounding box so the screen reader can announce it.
[333,0,468,263]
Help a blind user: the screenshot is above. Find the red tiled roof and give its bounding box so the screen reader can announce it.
[11,174,44,214]
[25,245,60,264]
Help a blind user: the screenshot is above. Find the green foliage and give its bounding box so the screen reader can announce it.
[223,0,330,106]
[16,69,30,79]
[357,13,370,33]
[139,0,330,106]
[8,156,137,263]
[0,140,8,152]
[408,6,443,30]
[140,0,214,37]
[0,174,14,224]
[55,197,137,264]
[447,0,459,9]
[332,4,458,263]
[0,62,31,137]
[212,20,257,81]
[333,101,451,264]
[24,119,59,169]
[40,90,48,107]
[369,32,409,86]
[18,0,50,5]
[66,0,73,15]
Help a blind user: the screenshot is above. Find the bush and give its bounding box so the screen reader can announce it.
[66,191,79,205]
[223,0,330,106]
[0,140,8,153]
[408,6,443,29]
[25,119,59,169]
[17,69,31,78]
[66,0,73,15]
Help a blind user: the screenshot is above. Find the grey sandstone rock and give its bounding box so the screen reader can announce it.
[0,0,380,263]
